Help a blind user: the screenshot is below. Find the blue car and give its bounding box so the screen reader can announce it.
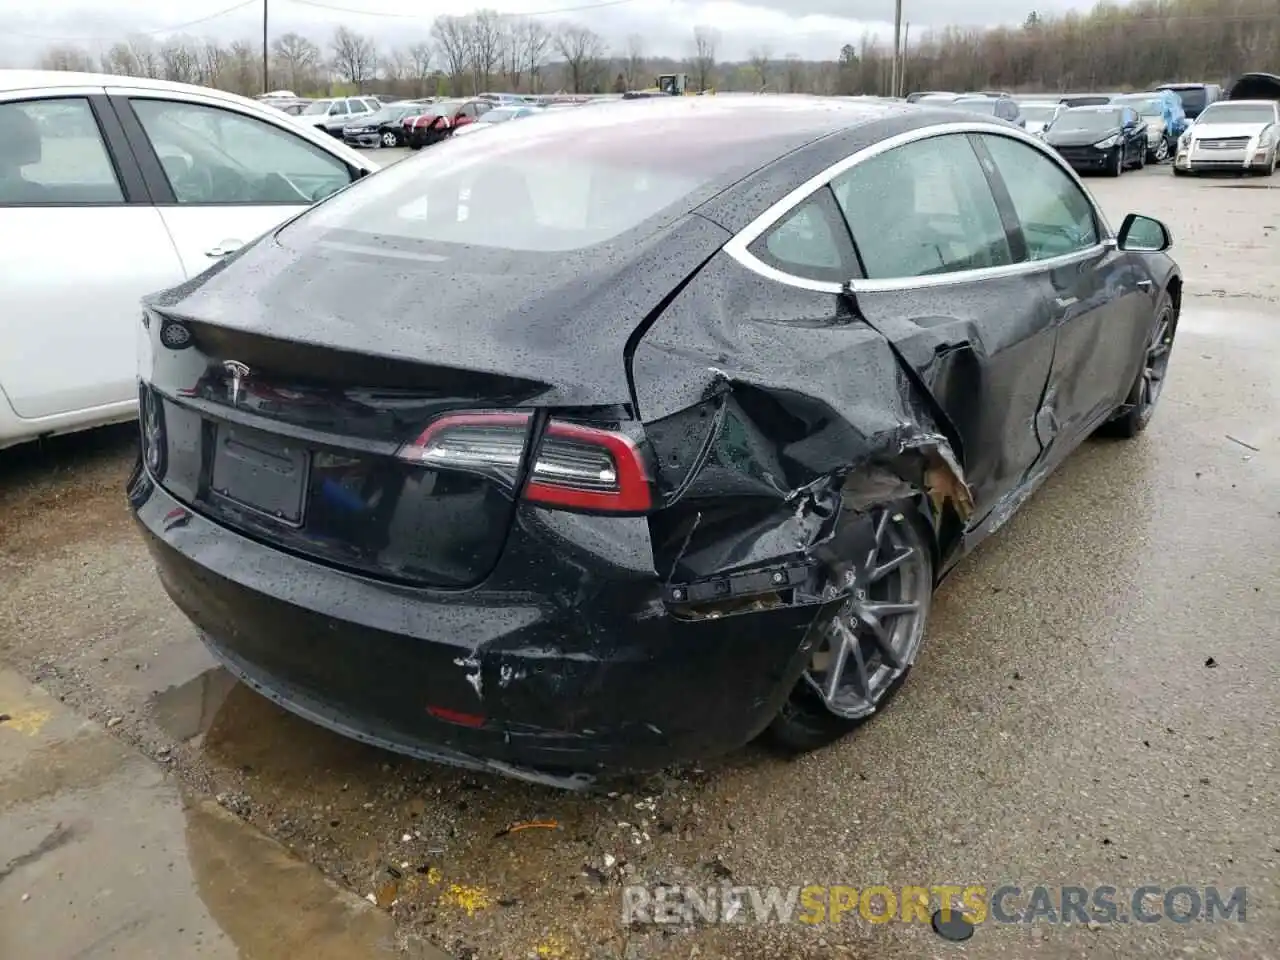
[1112,92,1186,161]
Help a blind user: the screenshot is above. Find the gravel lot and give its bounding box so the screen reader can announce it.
[1,163,1277,959]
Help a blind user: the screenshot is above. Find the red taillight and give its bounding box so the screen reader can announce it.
[524,420,652,512]
[398,411,653,514]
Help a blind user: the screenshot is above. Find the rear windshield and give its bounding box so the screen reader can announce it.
[1170,88,1207,111]
[1020,104,1058,123]
[950,98,999,114]
[1197,103,1275,124]
[280,104,836,254]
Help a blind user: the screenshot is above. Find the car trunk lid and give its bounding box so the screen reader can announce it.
[140,214,729,587]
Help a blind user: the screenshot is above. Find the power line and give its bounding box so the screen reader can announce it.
[286,0,641,19]
[11,0,259,41]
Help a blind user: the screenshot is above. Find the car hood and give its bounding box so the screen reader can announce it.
[144,214,733,407]
[1191,122,1270,140]
[1045,128,1120,147]
[1025,120,1049,134]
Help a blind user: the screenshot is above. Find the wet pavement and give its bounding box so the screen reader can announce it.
[0,667,444,959]
[1,166,1278,958]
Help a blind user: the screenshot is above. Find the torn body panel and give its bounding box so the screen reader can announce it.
[632,252,975,612]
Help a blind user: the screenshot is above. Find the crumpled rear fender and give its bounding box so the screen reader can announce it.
[629,252,973,614]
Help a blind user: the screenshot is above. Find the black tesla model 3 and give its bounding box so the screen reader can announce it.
[130,97,1181,789]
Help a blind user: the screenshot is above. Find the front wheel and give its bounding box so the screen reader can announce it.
[1107,147,1124,177]
[766,503,934,754]
[1098,293,1177,438]
[1153,137,1169,162]
[380,131,399,148]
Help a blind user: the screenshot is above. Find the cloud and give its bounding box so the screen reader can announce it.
[3,0,1116,65]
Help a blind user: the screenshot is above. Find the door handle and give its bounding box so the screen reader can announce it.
[1137,279,1154,290]
[1054,296,1079,308]
[205,241,243,258]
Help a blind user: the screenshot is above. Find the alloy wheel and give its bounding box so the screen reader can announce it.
[804,509,932,719]
[1154,138,1169,162]
[381,132,398,147]
[1138,304,1175,418]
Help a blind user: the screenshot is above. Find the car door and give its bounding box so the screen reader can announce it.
[108,91,363,278]
[828,131,1057,521]
[0,91,183,427]
[977,132,1153,451]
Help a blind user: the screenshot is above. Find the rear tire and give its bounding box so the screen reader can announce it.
[766,502,934,754]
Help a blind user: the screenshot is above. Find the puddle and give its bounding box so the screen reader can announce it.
[150,666,239,742]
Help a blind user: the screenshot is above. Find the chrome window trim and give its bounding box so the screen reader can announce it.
[722,120,1115,295]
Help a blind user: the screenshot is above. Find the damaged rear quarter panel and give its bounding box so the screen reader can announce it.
[630,252,973,605]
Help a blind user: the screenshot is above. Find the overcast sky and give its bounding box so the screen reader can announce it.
[6,0,1115,65]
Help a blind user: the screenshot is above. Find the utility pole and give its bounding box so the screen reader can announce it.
[900,22,910,96]
[891,0,902,98]
[261,0,269,94]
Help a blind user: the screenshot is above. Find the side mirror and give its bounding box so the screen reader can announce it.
[1117,213,1172,253]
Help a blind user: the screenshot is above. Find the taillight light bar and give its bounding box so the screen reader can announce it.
[398,411,653,514]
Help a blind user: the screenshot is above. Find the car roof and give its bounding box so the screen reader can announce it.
[521,95,903,147]
[1203,99,1276,108]
[1065,104,1122,112]
[1019,100,1061,107]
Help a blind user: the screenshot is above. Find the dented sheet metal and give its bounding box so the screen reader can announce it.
[632,254,976,609]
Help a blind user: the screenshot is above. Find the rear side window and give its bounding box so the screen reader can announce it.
[747,187,858,283]
[831,133,1013,280]
[0,98,123,205]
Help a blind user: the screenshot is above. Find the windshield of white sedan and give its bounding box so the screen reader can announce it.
[1020,105,1058,122]
[1115,98,1162,118]
[1052,110,1121,132]
[1197,104,1276,124]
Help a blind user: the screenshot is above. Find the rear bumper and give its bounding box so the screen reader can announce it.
[129,471,824,787]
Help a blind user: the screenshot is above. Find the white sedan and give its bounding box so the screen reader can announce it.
[0,70,379,450]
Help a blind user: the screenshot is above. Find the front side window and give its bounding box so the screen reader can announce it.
[980,134,1099,261]
[131,98,353,205]
[0,98,123,205]
[831,133,1013,280]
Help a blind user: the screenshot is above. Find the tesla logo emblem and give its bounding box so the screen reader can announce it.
[223,361,251,405]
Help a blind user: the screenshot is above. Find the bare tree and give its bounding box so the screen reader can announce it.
[521,19,552,93]
[554,23,606,94]
[748,45,771,91]
[406,41,434,96]
[42,44,95,72]
[129,35,163,79]
[272,32,321,92]
[783,52,805,93]
[501,19,524,91]
[467,10,504,94]
[228,40,262,96]
[160,38,200,83]
[690,25,718,92]
[199,41,231,88]
[330,26,377,90]
[432,15,471,95]
[624,34,646,90]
